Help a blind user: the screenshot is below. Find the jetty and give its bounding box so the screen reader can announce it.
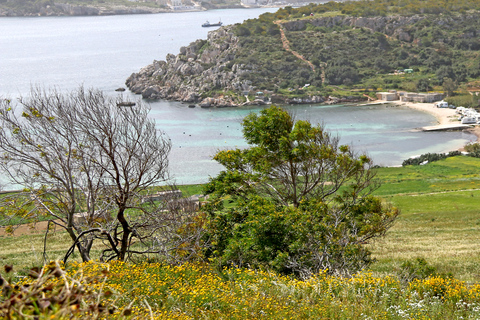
[421,124,473,132]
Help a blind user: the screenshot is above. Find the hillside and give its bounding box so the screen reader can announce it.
[126,0,480,107]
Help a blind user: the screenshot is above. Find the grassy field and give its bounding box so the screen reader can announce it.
[2,155,480,318]
[4,260,480,319]
[1,156,480,280]
[369,156,480,282]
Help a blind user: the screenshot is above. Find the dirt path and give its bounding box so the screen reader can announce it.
[0,220,59,237]
[385,188,480,197]
[274,21,320,77]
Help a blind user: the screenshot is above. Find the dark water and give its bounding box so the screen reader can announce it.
[0,10,475,185]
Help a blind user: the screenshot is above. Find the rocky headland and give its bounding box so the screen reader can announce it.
[126,26,277,107]
[126,13,468,107]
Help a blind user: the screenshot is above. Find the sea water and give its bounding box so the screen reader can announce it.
[150,101,475,184]
[0,9,476,186]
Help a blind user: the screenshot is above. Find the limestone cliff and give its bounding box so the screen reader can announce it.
[126,27,255,107]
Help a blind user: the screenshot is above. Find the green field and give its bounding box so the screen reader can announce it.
[1,155,480,280]
[2,155,480,318]
[367,156,480,282]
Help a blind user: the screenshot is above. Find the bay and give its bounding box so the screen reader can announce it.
[0,9,476,186]
[0,8,277,95]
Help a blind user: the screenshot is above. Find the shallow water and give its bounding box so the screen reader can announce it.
[149,101,476,184]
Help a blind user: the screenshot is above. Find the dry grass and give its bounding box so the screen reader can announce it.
[0,232,88,276]
[369,190,480,282]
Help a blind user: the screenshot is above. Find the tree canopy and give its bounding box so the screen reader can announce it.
[203,106,398,277]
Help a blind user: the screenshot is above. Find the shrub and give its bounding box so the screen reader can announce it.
[204,106,398,278]
[398,258,438,283]
[402,151,461,166]
[464,142,480,153]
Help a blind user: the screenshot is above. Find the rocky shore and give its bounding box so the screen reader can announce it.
[125,25,356,108]
[126,13,474,108]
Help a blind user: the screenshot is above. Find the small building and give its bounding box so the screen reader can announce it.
[376,92,398,101]
[142,189,182,204]
[241,0,258,5]
[400,92,444,103]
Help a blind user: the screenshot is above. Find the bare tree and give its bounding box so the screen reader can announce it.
[0,88,202,263]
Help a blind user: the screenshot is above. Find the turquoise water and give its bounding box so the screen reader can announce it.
[149,101,476,184]
[0,10,476,185]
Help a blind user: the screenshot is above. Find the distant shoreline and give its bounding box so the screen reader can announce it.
[0,4,282,17]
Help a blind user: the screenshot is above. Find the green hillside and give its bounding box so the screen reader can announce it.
[232,1,480,102]
[127,0,480,105]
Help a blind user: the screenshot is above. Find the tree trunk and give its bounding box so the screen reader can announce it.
[117,206,131,261]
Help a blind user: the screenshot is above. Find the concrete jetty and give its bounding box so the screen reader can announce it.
[422,124,473,132]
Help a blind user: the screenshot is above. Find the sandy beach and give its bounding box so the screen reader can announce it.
[388,100,480,143]
[389,100,457,125]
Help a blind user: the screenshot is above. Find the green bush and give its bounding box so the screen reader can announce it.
[398,258,438,283]
[464,142,480,153]
[203,106,399,278]
[445,95,479,108]
[402,151,461,166]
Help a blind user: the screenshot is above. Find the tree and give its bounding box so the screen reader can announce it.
[203,106,398,277]
[436,65,455,84]
[0,88,202,264]
[442,77,457,97]
[416,78,431,92]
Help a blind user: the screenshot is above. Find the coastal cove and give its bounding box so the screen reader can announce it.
[0,9,476,186]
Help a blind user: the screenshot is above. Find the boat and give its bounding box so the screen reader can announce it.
[117,102,136,107]
[202,20,222,27]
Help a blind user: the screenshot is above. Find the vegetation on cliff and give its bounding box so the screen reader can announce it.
[127,0,480,106]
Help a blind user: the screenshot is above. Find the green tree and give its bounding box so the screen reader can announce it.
[416,78,431,92]
[436,66,455,84]
[203,106,398,277]
[442,77,457,97]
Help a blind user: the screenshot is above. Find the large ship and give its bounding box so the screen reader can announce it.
[202,20,222,27]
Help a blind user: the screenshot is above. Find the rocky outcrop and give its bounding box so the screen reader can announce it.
[54,4,99,15]
[126,25,330,107]
[282,15,427,42]
[282,14,480,43]
[126,26,258,107]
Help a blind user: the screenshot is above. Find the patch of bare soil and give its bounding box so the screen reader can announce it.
[0,220,59,237]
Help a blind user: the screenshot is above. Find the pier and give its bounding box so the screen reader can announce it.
[421,124,474,132]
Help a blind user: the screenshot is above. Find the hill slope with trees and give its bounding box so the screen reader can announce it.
[126,0,480,107]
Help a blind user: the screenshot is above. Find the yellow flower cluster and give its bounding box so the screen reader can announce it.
[13,261,480,319]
